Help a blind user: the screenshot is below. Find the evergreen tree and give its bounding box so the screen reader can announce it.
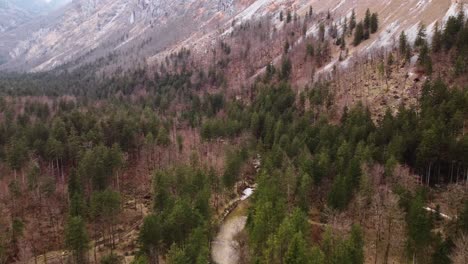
[157,127,171,146]
[350,9,356,33]
[343,16,348,36]
[443,14,464,50]
[364,9,371,31]
[284,40,290,53]
[370,13,378,33]
[167,244,189,264]
[6,138,28,181]
[414,23,427,48]
[418,41,433,75]
[406,193,432,262]
[65,216,89,264]
[70,192,86,217]
[340,34,346,50]
[280,57,292,80]
[286,10,292,23]
[399,31,408,55]
[100,254,121,264]
[432,21,442,53]
[284,232,310,264]
[310,247,325,264]
[319,23,325,42]
[353,22,364,46]
[348,225,364,264]
[139,214,162,264]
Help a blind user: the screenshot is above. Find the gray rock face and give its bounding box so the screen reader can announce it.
[1,0,458,72]
[0,0,241,71]
[0,1,33,33]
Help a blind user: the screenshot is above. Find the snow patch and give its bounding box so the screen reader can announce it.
[444,2,468,22]
[240,187,254,201]
[234,0,273,22]
[332,0,346,12]
[366,20,400,50]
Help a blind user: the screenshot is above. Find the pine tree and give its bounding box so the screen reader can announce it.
[157,126,170,146]
[6,138,28,181]
[167,244,189,264]
[364,9,371,31]
[70,193,86,217]
[432,21,442,53]
[414,23,427,48]
[280,57,292,80]
[319,23,325,42]
[370,13,378,33]
[418,41,433,75]
[399,31,407,55]
[343,16,348,36]
[443,15,463,50]
[139,214,162,264]
[350,9,356,33]
[310,247,325,264]
[284,232,310,264]
[100,253,121,264]
[353,22,364,46]
[340,34,346,50]
[406,194,432,262]
[348,225,364,264]
[65,216,89,264]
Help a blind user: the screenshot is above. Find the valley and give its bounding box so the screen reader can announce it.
[0,1,467,264]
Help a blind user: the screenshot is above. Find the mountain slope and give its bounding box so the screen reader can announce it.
[0,1,33,33]
[0,0,466,72]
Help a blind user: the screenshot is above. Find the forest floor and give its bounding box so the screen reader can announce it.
[26,197,150,264]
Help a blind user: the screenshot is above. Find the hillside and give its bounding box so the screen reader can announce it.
[0,1,467,264]
[0,0,466,74]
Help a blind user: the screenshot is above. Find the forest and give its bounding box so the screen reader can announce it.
[0,7,467,264]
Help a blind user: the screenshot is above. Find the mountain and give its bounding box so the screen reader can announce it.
[5,0,70,14]
[0,1,467,264]
[0,1,33,33]
[0,0,467,72]
[0,0,70,65]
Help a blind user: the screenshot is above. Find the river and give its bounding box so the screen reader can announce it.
[211,187,254,264]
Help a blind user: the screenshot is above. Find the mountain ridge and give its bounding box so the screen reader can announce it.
[0,0,467,74]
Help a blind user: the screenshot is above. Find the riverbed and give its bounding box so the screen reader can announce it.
[211,187,254,264]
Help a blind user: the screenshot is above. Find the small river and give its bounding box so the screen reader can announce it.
[211,187,254,264]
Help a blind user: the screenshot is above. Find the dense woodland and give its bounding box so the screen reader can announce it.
[0,8,467,264]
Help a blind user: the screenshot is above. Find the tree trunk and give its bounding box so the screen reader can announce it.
[383,214,392,264]
[450,162,454,183]
[94,226,97,264]
[427,162,432,186]
[60,158,64,185]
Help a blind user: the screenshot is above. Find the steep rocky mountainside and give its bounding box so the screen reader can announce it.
[0,0,69,33]
[1,0,466,73]
[0,0,70,65]
[0,0,244,71]
[0,1,32,34]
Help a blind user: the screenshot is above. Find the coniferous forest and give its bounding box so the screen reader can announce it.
[0,6,467,264]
